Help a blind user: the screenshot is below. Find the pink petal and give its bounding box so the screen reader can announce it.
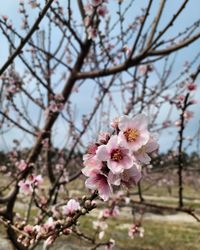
[98,179,112,201]
[145,138,159,153]
[82,166,92,177]
[96,145,109,161]
[137,153,151,164]
[120,155,133,170]
[106,135,118,151]
[118,115,130,131]
[85,175,98,189]
[108,172,121,186]
[122,165,142,186]
[129,166,142,184]
[107,160,124,174]
[130,114,148,131]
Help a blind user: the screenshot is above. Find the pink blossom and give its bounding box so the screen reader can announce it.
[63,228,72,235]
[87,26,97,40]
[63,199,80,216]
[183,110,193,120]
[128,224,144,239]
[98,132,110,144]
[84,3,93,15]
[48,101,59,113]
[122,45,131,56]
[88,143,98,154]
[29,0,38,8]
[187,83,197,91]
[6,85,18,97]
[189,99,197,105]
[43,217,56,231]
[85,171,112,201]
[96,135,134,174]
[163,95,170,101]
[47,100,64,114]
[18,174,43,194]
[18,180,33,194]
[139,65,148,74]
[2,15,8,21]
[23,225,34,235]
[101,208,110,218]
[134,137,158,164]
[162,120,171,128]
[106,239,115,250]
[177,95,185,102]
[97,5,108,17]
[33,174,44,186]
[101,206,120,218]
[16,160,28,171]
[82,144,102,177]
[84,16,91,27]
[174,120,181,127]
[108,164,142,187]
[54,93,64,101]
[118,114,150,152]
[42,138,49,148]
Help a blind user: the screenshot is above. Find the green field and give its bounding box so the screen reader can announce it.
[0,173,200,250]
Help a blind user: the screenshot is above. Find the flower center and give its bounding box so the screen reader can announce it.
[124,128,140,142]
[111,149,123,162]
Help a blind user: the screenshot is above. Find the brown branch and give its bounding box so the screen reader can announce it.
[0,110,36,136]
[77,0,85,21]
[76,52,146,79]
[145,0,166,48]
[76,32,200,80]
[128,0,153,58]
[0,0,55,76]
[128,200,200,223]
[150,0,189,48]
[149,32,200,56]
[4,38,92,249]
[177,93,190,208]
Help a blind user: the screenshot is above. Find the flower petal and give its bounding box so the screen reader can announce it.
[96,145,109,161]
[130,114,148,131]
[108,172,121,186]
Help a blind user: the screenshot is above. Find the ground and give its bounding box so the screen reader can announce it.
[0,171,200,250]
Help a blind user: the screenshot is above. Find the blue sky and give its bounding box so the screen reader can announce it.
[0,0,199,154]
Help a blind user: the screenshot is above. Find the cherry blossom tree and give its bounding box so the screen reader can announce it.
[0,0,199,249]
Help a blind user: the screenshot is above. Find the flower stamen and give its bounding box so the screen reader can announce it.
[124,128,140,142]
[111,149,123,162]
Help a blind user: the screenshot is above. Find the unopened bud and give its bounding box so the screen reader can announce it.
[84,200,91,208]
[63,228,71,235]
[81,208,87,214]
[91,200,97,207]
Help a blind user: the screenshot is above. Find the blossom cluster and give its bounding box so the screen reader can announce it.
[84,0,109,40]
[16,199,81,249]
[18,174,43,194]
[162,82,197,129]
[45,93,64,116]
[82,114,158,201]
